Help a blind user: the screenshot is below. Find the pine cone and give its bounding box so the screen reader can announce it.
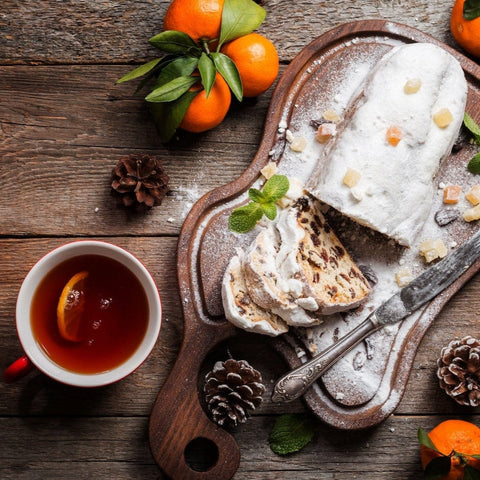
[204,359,265,428]
[111,154,169,209]
[437,336,480,407]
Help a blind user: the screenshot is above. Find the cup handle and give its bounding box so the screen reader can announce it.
[3,355,34,383]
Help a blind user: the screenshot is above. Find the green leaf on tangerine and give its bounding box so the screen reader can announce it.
[269,414,314,456]
[218,0,266,49]
[155,56,199,87]
[117,58,163,84]
[424,456,452,479]
[263,175,290,202]
[146,75,197,103]
[464,464,480,480]
[210,52,243,101]
[150,90,198,142]
[262,202,277,221]
[149,30,200,54]
[417,428,440,452]
[464,0,480,20]
[468,153,480,174]
[228,202,263,233]
[198,53,216,98]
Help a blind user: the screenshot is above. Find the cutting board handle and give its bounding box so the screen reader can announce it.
[149,319,239,479]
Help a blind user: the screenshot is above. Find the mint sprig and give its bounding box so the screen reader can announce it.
[117,0,266,142]
[464,113,480,174]
[228,175,289,233]
[464,0,480,20]
[269,414,315,456]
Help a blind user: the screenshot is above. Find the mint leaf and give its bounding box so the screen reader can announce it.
[464,113,480,143]
[248,188,266,203]
[117,58,163,84]
[146,75,197,103]
[198,53,216,98]
[263,175,290,202]
[211,52,243,101]
[468,153,480,174]
[261,202,277,220]
[424,456,452,479]
[155,56,199,88]
[417,428,440,452]
[218,0,266,49]
[149,30,201,54]
[464,0,480,20]
[150,90,198,142]
[465,464,480,480]
[229,202,264,233]
[269,414,314,456]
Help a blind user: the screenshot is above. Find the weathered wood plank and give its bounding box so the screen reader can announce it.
[1,0,459,65]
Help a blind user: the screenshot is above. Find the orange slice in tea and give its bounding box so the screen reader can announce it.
[56,271,89,342]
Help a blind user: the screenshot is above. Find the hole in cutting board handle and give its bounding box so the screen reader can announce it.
[184,437,219,472]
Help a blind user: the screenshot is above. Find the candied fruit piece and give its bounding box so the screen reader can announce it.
[404,78,421,94]
[395,267,413,287]
[316,123,336,144]
[420,239,448,263]
[343,168,361,188]
[466,184,480,205]
[386,126,402,146]
[290,137,307,152]
[433,108,453,128]
[322,109,340,123]
[443,185,462,204]
[261,162,278,179]
[463,204,480,222]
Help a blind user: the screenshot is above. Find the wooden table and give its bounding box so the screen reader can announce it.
[2,1,479,478]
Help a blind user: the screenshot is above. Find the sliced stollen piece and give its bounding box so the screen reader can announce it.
[306,42,468,247]
[221,252,289,337]
[276,196,371,314]
[243,224,322,327]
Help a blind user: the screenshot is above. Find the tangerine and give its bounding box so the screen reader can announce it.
[221,32,279,97]
[420,419,480,479]
[180,73,231,133]
[56,271,89,342]
[451,0,480,58]
[163,0,225,44]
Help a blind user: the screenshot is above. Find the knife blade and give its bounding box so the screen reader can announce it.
[272,229,480,403]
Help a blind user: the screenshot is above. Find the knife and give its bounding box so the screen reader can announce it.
[272,229,480,403]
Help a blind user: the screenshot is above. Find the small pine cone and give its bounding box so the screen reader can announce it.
[111,154,169,209]
[204,359,265,428]
[437,336,480,407]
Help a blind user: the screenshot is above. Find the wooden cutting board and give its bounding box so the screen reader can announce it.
[149,20,480,479]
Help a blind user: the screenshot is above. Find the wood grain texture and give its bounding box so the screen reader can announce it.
[2,0,480,479]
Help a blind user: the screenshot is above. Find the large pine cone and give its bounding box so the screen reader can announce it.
[204,359,265,428]
[111,154,169,209]
[437,336,480,407]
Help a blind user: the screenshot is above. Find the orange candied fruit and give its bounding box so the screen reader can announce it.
[386,126,402,146]
[443,185,462,204]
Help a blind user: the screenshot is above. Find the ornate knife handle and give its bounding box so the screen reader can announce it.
[272,314,382,403]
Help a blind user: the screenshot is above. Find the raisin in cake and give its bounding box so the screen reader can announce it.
[221,252,289,336]
[306,43,468,247]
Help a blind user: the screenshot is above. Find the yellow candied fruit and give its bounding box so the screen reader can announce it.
[290,137,307,152]
[260,162,278,179]
[322,109,340,123]
[316,123,337,144]
[395,267,413,287]
[343,168,361,188]
[420,239,448,263]
[443,185,462,204]
[386,126,402,146]
[466,184,480,206]
[463,204,480,222]
[404,78,422,94]
[433,108,453,128]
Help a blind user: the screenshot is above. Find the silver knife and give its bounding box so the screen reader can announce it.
[272,229,480,403]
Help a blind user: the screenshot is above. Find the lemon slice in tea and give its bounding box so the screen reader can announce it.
[56,271,89,342]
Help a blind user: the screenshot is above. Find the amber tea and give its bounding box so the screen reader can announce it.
[31,254,149,374]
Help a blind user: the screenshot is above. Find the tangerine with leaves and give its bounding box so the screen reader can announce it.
[180,72,231,133]
[163,0,225,44]
[451,0,480,58]
[221,33,279,97]
[420,420,480,479]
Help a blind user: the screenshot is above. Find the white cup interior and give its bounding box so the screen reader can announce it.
[16,240,162,387]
